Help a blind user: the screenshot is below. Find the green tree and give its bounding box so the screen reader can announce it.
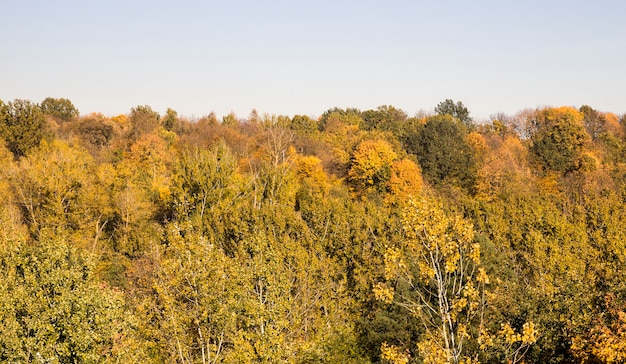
[170,143,239,226]
[530,107,589,174]
[411,115,477,191]
[0,99,48,158]
[435,99,473,127]
[40,97,79,122]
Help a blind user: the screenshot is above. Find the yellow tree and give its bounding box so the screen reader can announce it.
[376,196,537,363]
[348,139,398,196]
[295,154,330,200]
[385,158,423,206]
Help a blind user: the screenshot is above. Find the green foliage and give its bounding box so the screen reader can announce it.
[411,115,477,191]
[530,107,590,174]
[435,99,473,127]
[170,143,239,222]
[0,99,48,158]
[40,97,79,121]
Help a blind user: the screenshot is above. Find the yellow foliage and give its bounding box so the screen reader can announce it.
[417,335,450,364]
[373,282,395,305]
[572,295,626,363]
[296,155,329,189]
[383,247,405,280]
[500,322,522,344]
[466,132,488,164]
[348,139,397,195]
[542,106,584,126]
[386,158,423,206]
[521,322,539,345]
[477,267,489,284]
[380,342,410,364]
[110,114,128,124]
[537,173,562,196]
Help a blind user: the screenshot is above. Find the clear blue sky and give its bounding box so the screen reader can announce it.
[1,0,625,121]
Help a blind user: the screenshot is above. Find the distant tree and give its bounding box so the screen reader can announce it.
[489,112,513,138]
[435,99,473,127]
[40,97,79,121]
[0,99,47,158]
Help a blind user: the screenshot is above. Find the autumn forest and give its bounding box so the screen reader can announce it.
[1,97,626,363]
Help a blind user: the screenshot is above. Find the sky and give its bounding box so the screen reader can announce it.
[1,0,625,121]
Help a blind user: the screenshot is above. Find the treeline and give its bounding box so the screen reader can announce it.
[0,97,626,363]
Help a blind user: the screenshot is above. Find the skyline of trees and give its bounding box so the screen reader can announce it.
[1,96,625,362]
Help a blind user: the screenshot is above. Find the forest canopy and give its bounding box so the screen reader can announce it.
[1,98,625,363]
